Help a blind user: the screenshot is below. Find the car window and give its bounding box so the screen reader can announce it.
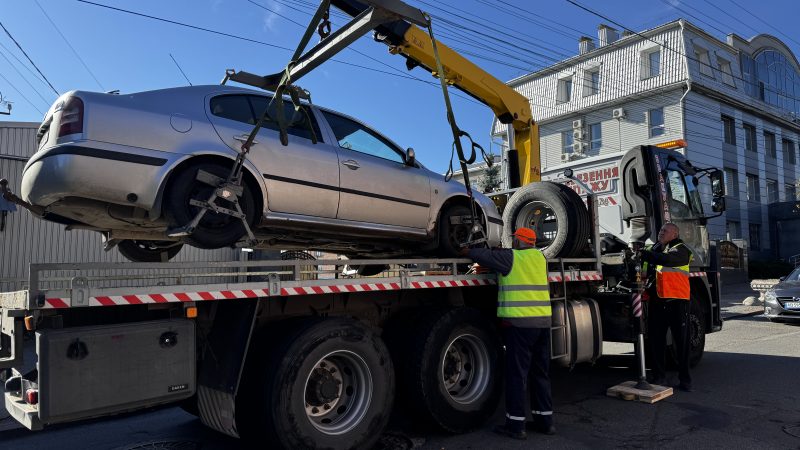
[322,111,404,164]
[785,267,800,282]
[210,95,255,124]
[209,94,322,142]
[249,95,322,142]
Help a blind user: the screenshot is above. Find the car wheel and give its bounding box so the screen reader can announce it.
[165,163,256,249]
[238,318,394,450]
[438,205,476,257]
[384,307,502,433]
[116,239,183,262]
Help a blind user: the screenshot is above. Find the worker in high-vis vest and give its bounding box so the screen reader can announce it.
[462,227,555,440]
[639,222,694,392]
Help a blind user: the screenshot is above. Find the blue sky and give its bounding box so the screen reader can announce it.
[1,0,799,172]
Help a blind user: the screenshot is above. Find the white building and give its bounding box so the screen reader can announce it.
[492,20,800,261]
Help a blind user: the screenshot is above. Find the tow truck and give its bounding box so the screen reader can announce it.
[0,0,726,448]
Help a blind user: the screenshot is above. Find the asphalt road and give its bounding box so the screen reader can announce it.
[2,313,799,450]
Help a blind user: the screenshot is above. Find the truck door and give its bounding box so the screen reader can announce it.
[206,93,340,219]
[319,110,431,229]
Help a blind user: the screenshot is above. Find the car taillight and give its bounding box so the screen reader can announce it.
[58,96,84,137]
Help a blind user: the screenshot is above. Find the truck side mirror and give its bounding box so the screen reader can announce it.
[405,148,416,166]
[711,196,726,213]
[710,170,725,197]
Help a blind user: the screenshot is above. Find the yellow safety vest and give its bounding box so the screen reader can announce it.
[498,249,551,328]
[643,242,692,300]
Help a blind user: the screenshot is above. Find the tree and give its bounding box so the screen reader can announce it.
[477,154,501,193]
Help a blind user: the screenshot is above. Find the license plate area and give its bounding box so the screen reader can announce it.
[783,301,800,310]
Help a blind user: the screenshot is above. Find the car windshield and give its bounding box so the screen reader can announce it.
[784,267,800,282]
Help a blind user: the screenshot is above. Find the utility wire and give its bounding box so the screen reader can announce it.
[33,0,105,91]
[727,0,800,49]
[0,21,59,96]
[169,53,193,86]
[0,70,45,115]
[0,46,51,108]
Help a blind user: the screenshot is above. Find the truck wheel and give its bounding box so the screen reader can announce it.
[164,162,256,249]
[239,318,394,450]
[502,182,588,258]
[117,240,183,262]
[666,298,706,368]
[385,308,502,433]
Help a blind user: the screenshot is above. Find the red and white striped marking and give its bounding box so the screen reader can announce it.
[689,272,706,278]
[41,272,605,309]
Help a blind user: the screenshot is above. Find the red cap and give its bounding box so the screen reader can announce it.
[513,227,537,245]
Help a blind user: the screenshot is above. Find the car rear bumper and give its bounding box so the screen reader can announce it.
[21,143,172,212]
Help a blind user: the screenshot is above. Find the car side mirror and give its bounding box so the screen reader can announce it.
[779,276,786,282]
[405,148,416,166]
[711,196,726,213]
[710,170,725,197]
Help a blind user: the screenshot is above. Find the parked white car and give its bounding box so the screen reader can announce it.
[21,85,502,262]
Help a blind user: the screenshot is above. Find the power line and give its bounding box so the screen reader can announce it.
[0,70,45,115]
[726,0,800,49]
[0,21,59,96]
[33,0,105,91]
[169,53,193,86]
[0,46,52,108]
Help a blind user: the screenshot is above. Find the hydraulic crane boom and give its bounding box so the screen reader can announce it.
[225,0,540,185]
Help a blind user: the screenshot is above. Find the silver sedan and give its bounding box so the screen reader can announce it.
[21,85,501,262]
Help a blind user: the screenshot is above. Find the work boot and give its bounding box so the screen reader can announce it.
[527,422,556,435]
[492,424,527,440]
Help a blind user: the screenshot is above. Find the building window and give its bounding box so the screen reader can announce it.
[722,115,736,145]
[787,183,797,201]
[726,220,740,239]
[718,57,735,86]
[746,173,760,202]
[562,130,574,155]
[584,69,600,96]
[694,45,714,78]
[589,122,602,151]
[743,123,757,152]
[557,77,573,103]
[749,223,761,251]
[724,168,738,198]
[767,179,778,203]
[641,49,660,79]
[783,139,796,165]
[765,131,776,158]
[648,108,665,137]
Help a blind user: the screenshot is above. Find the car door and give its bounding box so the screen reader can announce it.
[320,110,431,228]
[206,93,340,218]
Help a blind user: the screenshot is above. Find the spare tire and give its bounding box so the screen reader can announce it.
[501,182,589,258]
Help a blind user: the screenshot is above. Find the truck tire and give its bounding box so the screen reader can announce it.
[238,318,394,450]
[384,307,502,433]
[116,239,183,262]
[502,182,589,258]
[164,162,256,249]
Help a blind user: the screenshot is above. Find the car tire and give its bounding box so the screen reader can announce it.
[238,318,394,450]
[384,307,502,433]
[116,239,183,262]
[165,163,256,249]
[501,182,589,258]
[438,205,477,257]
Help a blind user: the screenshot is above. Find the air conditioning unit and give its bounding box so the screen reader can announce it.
[612,108,626,119]
[573,129,584,140]
[572,119,584,129]
[561,153,572,162]
[572,142,585,153]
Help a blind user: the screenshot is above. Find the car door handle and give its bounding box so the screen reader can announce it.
[233,134,258,144]
[342,160,360,170]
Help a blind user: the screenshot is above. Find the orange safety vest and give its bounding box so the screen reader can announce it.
[643,242,692,300]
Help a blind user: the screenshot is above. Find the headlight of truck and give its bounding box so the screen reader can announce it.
[764,290,777,304]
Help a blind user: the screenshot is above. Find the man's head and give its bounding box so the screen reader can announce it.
[513,227,537,249]
[657,223,680,245]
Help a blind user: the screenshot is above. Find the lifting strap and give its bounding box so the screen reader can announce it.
[425,15,489,247]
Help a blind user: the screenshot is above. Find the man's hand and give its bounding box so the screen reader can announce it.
[467,263,489,274]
